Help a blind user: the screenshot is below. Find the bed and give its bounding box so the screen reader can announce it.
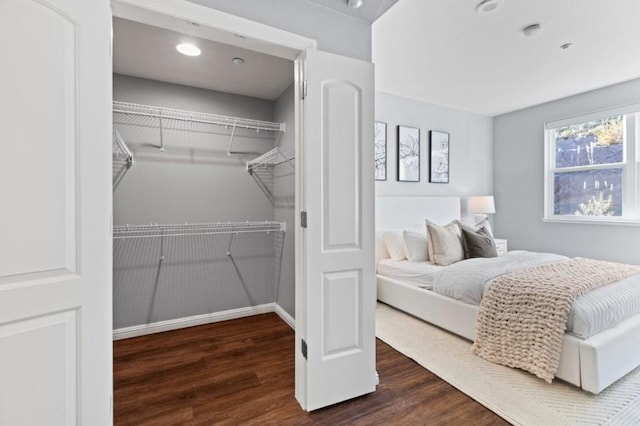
[375,196,640,394]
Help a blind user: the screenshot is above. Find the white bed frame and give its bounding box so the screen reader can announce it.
[375,196,640,394]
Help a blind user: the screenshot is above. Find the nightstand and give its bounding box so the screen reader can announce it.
[494,239,508,256]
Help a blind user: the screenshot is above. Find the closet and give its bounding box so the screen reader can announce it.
[111,17,296,336]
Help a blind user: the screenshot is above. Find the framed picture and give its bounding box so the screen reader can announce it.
[397,126,420,182]
[374,121,387,181]
[429,130,450,183]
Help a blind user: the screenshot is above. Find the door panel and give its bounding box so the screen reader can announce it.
[322,81,361,250]
[0,0,112,424]
[297,49,375,411]
[0,311,77,425]
[322,270,361,357]
[0,0,77,281]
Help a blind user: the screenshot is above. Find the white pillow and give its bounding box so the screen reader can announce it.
[382,230,406,260]
[426,220,464,266]
[403,230,429,262]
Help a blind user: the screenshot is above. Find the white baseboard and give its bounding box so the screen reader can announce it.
[113,303,277,340]
[275,304,295,329]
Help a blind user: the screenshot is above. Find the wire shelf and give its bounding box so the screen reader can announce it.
[246,147,295,204]
[113,101,285,132]
[113,221,286,240]
[112,129,134,190]
[246,147,294,172]
[113,101,284,155]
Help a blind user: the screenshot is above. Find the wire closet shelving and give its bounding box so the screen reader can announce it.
[113,221,286,240]
[112,101,286,155]
[112,221,286,324]
[112,128,134,191]
[246,147,295,204]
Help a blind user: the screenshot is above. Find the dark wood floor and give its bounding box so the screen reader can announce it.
[114,313,509,425]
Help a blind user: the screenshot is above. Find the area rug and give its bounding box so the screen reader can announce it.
[376,303,640,426]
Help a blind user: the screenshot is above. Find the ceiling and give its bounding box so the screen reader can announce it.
[112,0,401,100]
[305,0,401,23]
[113,17,294,101]
[373,0,640,116]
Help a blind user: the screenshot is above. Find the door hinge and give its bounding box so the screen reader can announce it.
[302,80,307,100]
[301,339,308,359]
[300,211,307,228]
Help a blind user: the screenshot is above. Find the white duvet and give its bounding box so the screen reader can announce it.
[377,259,442,290]
[432,251,640,339]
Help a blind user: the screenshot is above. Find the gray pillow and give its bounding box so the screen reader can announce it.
[460,226,497,258]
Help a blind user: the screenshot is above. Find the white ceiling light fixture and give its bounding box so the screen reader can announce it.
[475,0,503,15]
[522,24,542,37]
[232,57,245,65]
[176,43,201,57]
[347,0,364,10]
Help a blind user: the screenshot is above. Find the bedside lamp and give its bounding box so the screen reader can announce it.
[468,195,495,225]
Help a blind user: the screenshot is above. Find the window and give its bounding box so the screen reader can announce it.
[544,104,640,223]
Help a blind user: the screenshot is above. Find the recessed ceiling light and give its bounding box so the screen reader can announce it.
[522,24,542,37]
[347,0,364,9]
[475,0,503,14]
[560,42,573,50]
[232,57,245,65]
[176,43,201,57]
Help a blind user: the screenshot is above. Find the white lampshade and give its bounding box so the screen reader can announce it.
[468,196,496,214]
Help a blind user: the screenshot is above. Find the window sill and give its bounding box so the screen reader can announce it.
[541,217,640,227]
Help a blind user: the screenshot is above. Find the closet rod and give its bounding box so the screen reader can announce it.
[113,221,286,240]
[113,101,285,133]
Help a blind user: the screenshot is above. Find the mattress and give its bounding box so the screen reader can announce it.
[428,251,640,339]
[569,274,640,338]
[377,259,443,290]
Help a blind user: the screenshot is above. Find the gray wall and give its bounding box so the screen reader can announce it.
[494,78,640,264]
[113,74,276,225]
[375,92,494,219]
[274,84,296,318]
[188,0,371,61]
[113,74,286,328]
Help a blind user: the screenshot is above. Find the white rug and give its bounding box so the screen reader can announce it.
[376,303,640,426]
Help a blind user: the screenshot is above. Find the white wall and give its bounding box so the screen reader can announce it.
[375,92,494,219]
[494,78,640,264]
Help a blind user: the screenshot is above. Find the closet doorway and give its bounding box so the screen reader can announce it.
[111,16,297,337]
[111,0,376,412]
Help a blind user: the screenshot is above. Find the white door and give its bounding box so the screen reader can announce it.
[0,0,112,424]
[296,49,376,411]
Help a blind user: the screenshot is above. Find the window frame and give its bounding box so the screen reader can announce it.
[543,103,640,225]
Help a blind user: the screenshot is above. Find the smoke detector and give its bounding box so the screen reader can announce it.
[475,0,503,14]
[347,0,363,9]
[522,24,542,37]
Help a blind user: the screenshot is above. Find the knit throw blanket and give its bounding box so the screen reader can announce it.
[472,258,640,383]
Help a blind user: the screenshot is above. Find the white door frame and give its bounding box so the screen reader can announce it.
[111,0,316,408]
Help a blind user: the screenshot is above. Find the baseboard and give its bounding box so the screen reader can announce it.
[113,303,277,340]
[275,304,295,330]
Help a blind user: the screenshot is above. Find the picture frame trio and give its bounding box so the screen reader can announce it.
[375,122,449,183]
